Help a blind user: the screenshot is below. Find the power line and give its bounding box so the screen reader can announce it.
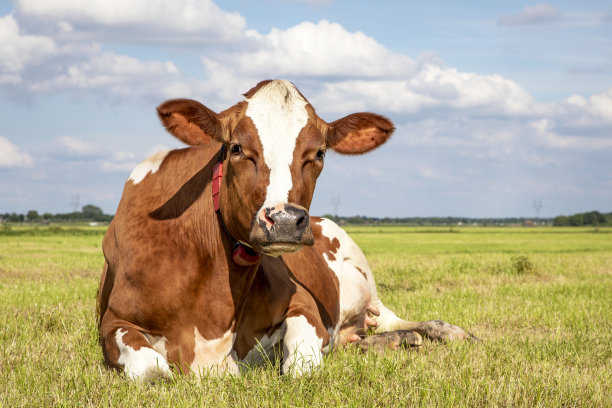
[70,194,80,212]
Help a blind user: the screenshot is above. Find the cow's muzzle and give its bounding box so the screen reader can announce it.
[249,203,314,255]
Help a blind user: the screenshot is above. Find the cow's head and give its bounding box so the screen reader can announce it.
[157,80,394,256]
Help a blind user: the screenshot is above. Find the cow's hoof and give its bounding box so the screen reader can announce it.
[356,330,422,352]
[418,320,478,342]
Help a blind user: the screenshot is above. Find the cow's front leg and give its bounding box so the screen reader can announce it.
[281,315,325,376]
[101,319,171,380]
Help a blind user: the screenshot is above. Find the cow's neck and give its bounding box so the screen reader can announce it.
[209,144,262,333]
[213,145,261,267]
[216,232,261,331]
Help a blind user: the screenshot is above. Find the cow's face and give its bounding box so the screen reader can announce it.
[157,80,394,256]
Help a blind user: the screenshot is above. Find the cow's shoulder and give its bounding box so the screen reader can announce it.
[113,143,221,225]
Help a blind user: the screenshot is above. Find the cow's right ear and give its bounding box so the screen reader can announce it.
[157,99,228,145]
[325,112,394,155]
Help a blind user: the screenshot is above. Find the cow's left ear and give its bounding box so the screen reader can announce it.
[325,113,394,155]
[157,99,230,145]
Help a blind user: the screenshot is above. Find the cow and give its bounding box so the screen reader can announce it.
[97,79,470,380]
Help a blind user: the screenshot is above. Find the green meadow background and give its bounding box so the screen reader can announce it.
[1,225,611,407]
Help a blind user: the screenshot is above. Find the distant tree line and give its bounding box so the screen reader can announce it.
[320,215,552,226]
[552,211,612,227]
[1,204,113,223]
[2,207,609,227]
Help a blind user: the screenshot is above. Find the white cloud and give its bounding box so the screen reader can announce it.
[0,14,56,84]
[99,152,138,173]
[29,51,181,99]
[205,20,416,80]
[145,144,172,156]
[1,14,188,102]
[529,118,612,150]
[196,21,536,118]
[49,137,138,172]
[308,63,536,117]
[54,136,100,158]
[498,3,562,26]
[14,0,246,43]
[554,89,612,126]
[1,2,610,166]
[0,136,34,168]
[56,136,99,156]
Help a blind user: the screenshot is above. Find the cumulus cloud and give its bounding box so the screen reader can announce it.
[205,20,417,80]
[49,137,140,173]
[29,51,181,99]
[555,89,612,126]
[0,136,34,168]
[14,0,246,43]
[300,59,536,118]
[100,151,138,173]
[529,119,612,150]
[1,1,610,163]
[52,136,101,159]
[1,14,186,102]
[498,3,562,26]
[196,21,538,119]
[0,14,56,84]
[0,1,602,129]
[0,0,243,102]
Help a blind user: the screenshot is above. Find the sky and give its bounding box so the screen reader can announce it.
[1,0,611,218]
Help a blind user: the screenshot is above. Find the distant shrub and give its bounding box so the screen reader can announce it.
[510,255,535,275]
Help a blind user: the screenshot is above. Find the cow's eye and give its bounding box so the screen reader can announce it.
[230,144,242,155]
[316,148,326,161]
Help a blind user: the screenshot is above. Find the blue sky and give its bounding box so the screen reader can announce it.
[1,0,611,217]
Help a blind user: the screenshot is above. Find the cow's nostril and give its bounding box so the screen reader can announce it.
[265,212,274,226]
[296,215,306,227]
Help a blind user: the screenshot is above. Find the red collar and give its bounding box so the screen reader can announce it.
[213,145,262,266]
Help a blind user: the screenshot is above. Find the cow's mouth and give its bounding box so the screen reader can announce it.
[258,242,306,256]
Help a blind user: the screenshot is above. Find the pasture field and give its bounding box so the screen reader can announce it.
[0,225,611,407]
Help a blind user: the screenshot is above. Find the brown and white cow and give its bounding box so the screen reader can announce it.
[97,80,469,380]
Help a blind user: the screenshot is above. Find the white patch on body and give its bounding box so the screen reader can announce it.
[191,327,239,376]
[115,328,171,380]
[282,315,323,376]
[245,80,308,210]
[239,323,286,368]
[143,333,168,359]
[128,149,170,184]
[317,218,405,334]
[318,218,377,344]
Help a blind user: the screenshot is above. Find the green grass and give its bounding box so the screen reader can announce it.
[1,226,611,407]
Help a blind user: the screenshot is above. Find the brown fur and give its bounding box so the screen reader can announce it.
[97,80,395,376]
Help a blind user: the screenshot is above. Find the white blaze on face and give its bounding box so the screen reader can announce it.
[245,80,308,210]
